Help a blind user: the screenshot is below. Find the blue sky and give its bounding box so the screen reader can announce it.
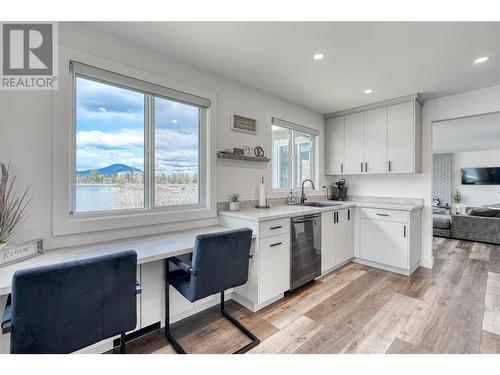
[76,77,199,175]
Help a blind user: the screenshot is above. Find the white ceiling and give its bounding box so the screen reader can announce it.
[91,22,500,113]
[433,112,500,154]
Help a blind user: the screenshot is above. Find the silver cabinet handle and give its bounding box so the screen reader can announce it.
[388,160,392,172]
[361,162,363,173]
[270,242,282,247]
[341,163,344,173]
[403,225,407,238]
[270,225,282,230]
[365,162,368,172]
[376,213,390,217]
[348,209,351,221]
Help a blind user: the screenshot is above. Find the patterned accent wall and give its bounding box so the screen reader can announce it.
[432,153,452,206]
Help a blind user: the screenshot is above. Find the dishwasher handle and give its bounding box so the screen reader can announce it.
[292,214,320,223]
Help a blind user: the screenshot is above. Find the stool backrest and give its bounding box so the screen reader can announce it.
[10,250,137,354]
[190,228,252,301]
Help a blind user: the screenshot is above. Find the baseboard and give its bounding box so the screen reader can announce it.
[231,291,283,312]
[320,258,353,277]
[420,256,434,269]
[354,257,415,276]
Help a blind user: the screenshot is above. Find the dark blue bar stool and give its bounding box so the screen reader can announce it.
[165,228,259,354]
[1,250,141,354]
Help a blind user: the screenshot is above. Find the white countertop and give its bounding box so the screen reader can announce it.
[0,225,251,296]
[219,200,423,222]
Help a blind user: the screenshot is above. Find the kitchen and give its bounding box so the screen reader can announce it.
[0,19,499,361]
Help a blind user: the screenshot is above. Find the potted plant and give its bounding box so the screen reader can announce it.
[0,162,31,249]
[452,189,464,214]
[229,193,241,211]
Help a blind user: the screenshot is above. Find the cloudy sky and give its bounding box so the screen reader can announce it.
[76,77,199,175]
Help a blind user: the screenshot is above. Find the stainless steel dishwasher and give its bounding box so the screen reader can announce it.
[290,214,321,290]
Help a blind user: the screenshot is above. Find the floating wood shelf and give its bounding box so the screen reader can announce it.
[217,152,270,162]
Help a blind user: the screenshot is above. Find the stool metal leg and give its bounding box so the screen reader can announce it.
[164,259,186,354]
[120,332,126,354]
[219,292,260,354]
[163,259,260,354]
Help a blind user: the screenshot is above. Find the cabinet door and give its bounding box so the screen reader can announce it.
[259,233,290,304]
[344,112,364,174]
[360,218,408,269]
[325,116,345,175]
[363,107,387,174]
[335,209,354,265]
[387,102,415,173]
[321,211,336,273]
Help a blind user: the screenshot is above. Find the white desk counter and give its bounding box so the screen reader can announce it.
[0,225,250,296]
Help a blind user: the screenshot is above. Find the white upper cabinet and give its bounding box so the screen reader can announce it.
[325,116,345,175]
[324,95,422,176]
[387,101,422,174]
[363,107,387,174]
[344,112,364,174]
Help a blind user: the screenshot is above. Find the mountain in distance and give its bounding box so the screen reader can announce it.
[76,163,142,177]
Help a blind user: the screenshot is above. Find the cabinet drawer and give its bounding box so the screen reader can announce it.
[259,233,291,303]
[360,207,408,223]
[259,218,290,238]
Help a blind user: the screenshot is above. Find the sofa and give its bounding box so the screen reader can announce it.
[451,205,500,245]
[433,214,452,238]
[433,204,500,244]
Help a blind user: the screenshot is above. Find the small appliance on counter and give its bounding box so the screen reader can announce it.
[325,179,348,201]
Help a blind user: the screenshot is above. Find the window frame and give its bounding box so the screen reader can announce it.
[70,67,207,218]
[271,117,318,192]
[52,47,217,237]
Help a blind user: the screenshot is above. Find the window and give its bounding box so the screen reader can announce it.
[271,117,317,190]
[72,62,209,216]
[154,97,200,207]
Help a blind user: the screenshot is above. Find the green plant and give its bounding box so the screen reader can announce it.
[0,162,32,245]
[229,193,241,202]
[452,189,464,204]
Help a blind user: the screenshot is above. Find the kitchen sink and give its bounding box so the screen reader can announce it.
[300,201,343,207]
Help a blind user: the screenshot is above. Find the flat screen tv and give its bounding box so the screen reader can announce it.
[461,167,500,185]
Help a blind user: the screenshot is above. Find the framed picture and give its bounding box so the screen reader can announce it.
[231,114,256,134]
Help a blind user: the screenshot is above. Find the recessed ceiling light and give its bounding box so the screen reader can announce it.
[474,56,490,64]
[172,119,178,124]
[313,52,325,61]
[364,88,374,94]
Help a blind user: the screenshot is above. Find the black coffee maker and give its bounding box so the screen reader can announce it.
[325,179,348,201]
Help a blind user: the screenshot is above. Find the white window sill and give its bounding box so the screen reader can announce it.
[54,206,217,236]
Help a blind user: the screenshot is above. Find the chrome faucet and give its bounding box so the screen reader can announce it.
[300,179,315,204]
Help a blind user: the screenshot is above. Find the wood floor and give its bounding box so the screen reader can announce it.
[119,238,500,354]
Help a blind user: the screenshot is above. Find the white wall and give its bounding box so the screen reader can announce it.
[451,150,500,207]
[0,22,324,249]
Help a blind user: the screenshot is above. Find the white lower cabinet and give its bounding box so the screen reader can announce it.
[360,218,407,269]
[229,217,291,311]
[259,233,290,304]
[321,211,336,272]
[358,207,421,275]
[321,208,354,274]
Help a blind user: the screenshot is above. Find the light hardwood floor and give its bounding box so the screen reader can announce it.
[117,238,500,354]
